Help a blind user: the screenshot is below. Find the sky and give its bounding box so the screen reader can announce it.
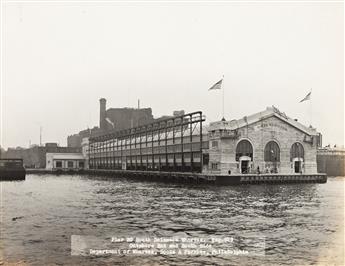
[1,1,344,149]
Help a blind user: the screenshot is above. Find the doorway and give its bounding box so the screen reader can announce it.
[294,161,301,173]
[241,160,250,174]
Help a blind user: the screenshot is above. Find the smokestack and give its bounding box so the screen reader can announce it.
[138,99,140,109]
[99,98,107,130]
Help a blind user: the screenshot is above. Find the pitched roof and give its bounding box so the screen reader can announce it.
[209,106,318,136]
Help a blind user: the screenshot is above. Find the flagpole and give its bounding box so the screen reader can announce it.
[222,75,225,120]
[310,88,313,126]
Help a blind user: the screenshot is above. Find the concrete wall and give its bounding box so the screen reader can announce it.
[317,149,345,176]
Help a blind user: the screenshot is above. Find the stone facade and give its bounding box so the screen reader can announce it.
[206,107,320,175]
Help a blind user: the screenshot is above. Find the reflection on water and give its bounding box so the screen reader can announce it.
[1,175,344,265]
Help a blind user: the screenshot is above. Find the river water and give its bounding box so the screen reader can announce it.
[1,174,344,265]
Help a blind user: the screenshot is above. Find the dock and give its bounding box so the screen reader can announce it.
[86,170,327,185]
[0,159,26,181]
[26,168,327,185]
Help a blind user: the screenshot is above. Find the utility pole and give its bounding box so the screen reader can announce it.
[40,126,42,146]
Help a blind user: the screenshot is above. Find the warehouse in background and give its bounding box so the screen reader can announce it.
[67,98,156,148]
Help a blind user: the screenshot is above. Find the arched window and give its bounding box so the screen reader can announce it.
[264,141,280,162]
[236,140,253,161]
[290,142,304,161]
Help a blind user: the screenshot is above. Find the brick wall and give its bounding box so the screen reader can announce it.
[105,108,154,131]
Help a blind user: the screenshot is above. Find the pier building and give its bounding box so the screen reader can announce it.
[88,106,322,175]
[207,106,322,175]
[89,111,206,172]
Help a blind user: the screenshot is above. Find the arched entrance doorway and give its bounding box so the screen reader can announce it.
[236,139,253,174]
[264,141,280,173]
[290,142,304,173]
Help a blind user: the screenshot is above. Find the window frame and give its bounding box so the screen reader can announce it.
[264,141,280,162]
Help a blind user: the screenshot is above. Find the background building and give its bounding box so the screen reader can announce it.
[1,143,81,168]
[67,98,184,148]
[317,147,345,176]
[99,98,154,131]
[67,127,101,148]
[81,137,89,169]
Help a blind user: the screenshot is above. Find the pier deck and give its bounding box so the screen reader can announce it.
[26,168,327,185]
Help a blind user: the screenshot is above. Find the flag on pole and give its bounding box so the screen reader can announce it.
[299,91,311,103]
[208,79,223,90]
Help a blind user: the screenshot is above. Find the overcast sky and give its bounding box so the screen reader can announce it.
[1,1,343,148]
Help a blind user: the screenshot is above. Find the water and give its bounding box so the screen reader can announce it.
[1,174,344,265]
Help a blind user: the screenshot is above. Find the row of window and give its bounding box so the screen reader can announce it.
[55,161,84,168]
[90,135,203,148]
[235,140,304,162]
[89,143,204,155]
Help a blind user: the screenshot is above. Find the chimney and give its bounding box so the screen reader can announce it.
[99,98,107,130]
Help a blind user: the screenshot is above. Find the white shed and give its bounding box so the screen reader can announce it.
[46,153,85,170]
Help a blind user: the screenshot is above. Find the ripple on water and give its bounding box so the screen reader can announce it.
[1,174,344,266]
